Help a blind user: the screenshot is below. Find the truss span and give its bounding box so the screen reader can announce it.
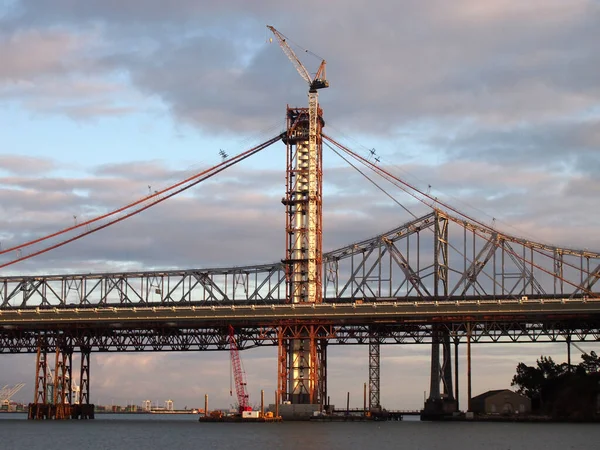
[1,318,600,353]
[2,210,599,309]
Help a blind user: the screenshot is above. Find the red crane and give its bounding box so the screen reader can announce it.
[228,325,252,413]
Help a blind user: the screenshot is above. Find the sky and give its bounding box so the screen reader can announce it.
[1,0,599,411]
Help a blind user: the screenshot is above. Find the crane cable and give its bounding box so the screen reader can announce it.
[323,134,600,296]
[0,134,283,269]
[323,141,417,219]
[269,27,325,62]
[325,120,543,245]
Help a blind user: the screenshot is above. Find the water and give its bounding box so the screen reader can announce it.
[1,413,599,450]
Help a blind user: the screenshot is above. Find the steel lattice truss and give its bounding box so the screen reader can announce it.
[1,319,599,353]
[1,210,599,309]
[0,264,287,308]
[324,211,600,301]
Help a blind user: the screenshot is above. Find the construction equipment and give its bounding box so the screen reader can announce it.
[228,325,251,413]
[267,25,328,306]
[267,25,329,406]
[209,409,224,419]
[0,383,25,403]
[266,26,328,93]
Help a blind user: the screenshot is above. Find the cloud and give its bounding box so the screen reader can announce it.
[0,23,139,118]
[430,118,600,170]
[0,154,56,175]
[0,29,78,80]
[2,1,597,132]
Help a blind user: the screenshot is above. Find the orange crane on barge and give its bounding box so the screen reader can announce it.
[228,325,252,413]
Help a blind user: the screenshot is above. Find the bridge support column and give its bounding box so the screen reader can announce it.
[75,345,94,419]
[317,337,327,411]
[67,350,73,405]
[467,322,472,412]
[289,336,312,404]
[441,332,454,402]
[422,326,457,420]
[368,334,381,412]
[287,326,324,405]
[454,336,459,412]
[28,338,49,420]
[53,344,72,420]
[28,337,76,420]
[566,334,572,371]
[277,327,288,406]
[278,325,326,418]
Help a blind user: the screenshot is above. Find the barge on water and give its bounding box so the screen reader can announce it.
[198,410,282,423]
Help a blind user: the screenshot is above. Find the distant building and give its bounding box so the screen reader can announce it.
[471,389,531,415]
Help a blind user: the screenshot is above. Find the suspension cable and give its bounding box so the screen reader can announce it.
[0,134,282,269]
[323,134,599,296]
[1,135,282,258]
[323,141,417,219]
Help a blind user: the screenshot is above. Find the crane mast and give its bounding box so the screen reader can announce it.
[268,25,328,408]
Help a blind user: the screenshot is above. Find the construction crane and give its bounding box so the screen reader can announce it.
[0,383,25,403]
[266,26,328,93]
[228,325,251,413]
[267,24,328,305]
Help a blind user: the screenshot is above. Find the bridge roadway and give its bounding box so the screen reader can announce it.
[1,297,599,326]
[1,297,599,352]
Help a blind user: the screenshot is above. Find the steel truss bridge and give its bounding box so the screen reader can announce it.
[4,211,599,308]
[2,207,600,417]
[1,20,599,420]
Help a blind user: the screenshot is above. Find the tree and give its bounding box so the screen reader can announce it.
[512,353,600,417]
[511,356,569,404]
[511,362,544,400]
[536,355,569,379]
[579,351,600,374]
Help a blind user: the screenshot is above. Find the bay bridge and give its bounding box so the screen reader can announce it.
[1,26,599,420]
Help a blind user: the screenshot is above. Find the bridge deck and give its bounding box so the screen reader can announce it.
[1,298,598,327]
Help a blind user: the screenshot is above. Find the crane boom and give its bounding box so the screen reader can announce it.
[0,382,25,402]
[267,25,312,85]
[267,25,329,92]
[228,325,251,413]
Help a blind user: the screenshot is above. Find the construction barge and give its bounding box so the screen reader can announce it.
[198,392,282,423]
[198,408,281,423]
[198,414,282,423]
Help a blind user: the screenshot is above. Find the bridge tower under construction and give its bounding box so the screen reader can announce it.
[279,106,327,407]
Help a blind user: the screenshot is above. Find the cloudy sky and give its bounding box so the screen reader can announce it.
[1,0,599,411]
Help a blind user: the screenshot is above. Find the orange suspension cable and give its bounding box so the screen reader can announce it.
[1,134,282,258]
[323,134,599,295]
[0,134,282,269]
